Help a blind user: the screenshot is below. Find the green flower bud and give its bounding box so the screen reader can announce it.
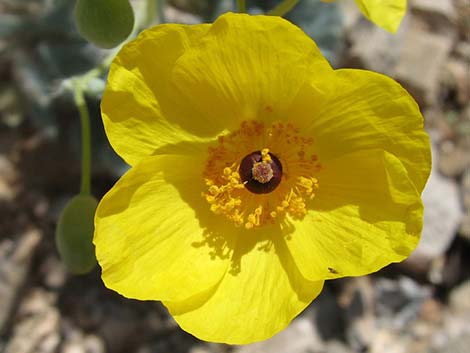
[56,194,98,274]
[74,0,135,49]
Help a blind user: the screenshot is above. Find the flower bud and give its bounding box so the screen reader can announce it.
[74,0,134,49]
[56,194,98,274]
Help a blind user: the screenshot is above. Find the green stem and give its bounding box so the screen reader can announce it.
[66,0,166,197]
[73,81,91,195]
[267,0,299,16]
[145,0,157,27]
[156,0,166,24]
[237,0,247,13]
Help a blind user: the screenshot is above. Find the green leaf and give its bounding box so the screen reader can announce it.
[74,0,134,49]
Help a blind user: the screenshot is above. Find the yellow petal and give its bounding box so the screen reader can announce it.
[355,0,407,33]
[285,149,423,281]
[164,229,324,344]
[172,13,333,128]
[102,23,230,166]
[94,148,236,302]
[290,68,430,193]
[321,0,406,32]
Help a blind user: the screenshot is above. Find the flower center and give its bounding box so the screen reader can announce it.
[239,148,282,194]
[202,120,322,229]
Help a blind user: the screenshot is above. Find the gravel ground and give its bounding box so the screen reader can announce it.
[0,1,469,352]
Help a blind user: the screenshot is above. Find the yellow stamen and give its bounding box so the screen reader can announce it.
[202,120,322,229]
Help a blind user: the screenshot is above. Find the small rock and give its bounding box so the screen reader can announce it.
[434,333,470,353]
[441,58,470,106]
[233,317,325,353]
[189,346,212,353]
[324,341,353,353]
[461,169,470,211]
[408,141,463,266]
[337,0,362,32]
[460,169,470,239]
[370,330,410,353]
[345,18,454,107]
[449,280,470,313]
[454,41,470,62]
[459,212,470,240]
[338,278,376,351]
[346,23,402,76]
[0,154,17,201]
[62,334,105,353]
[40,256,67,289]
[419,298,443,324]
[0,229,42,332]
[438,141,470,177]
[375,277,431,331]
[164,5,202,24]
[4,288,60,353]
[394,29,453,106]
[411,0,456,32]
[313,286,345,340]
[454,0,470,40]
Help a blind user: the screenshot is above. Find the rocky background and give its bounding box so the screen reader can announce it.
[0,0,469,352]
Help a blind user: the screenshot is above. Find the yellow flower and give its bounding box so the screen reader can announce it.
[94,13,430,344]
[322,0,407,33]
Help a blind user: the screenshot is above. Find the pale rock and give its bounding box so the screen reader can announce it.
[411,0,456,30]
[325,341,353,353]
[347,23,402,76]
[441,58,470,105]
[0,229,42,332]
[435,333,470,353]
[435,284,470,349]
[339,278,376,351]
[455,41,470,61]
[438,141,470,177]
[460,169,470,239]
[410,142,463,262]
[164,5,202,24]
[0,155,17,201]
[370,330,410,353]
[233,317,324,353]
[346,18,453,107]
[394,29,453,106]
[62,344,85,353]
[4,288,60,353]
[449,280,470,313]
[189,346,212,353]
[459,214,470,240]
[375,277,431,331]
[40,256,67,289]
[62,334,105,353]
[337,0,362,32]
[461,168,470,210]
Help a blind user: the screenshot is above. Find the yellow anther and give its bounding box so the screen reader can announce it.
[299,177,313,188]
[261,148,272,162]
[209,185,219,195]
[202,120,321,230]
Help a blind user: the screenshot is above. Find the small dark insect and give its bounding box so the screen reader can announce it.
[328,267,339,274]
